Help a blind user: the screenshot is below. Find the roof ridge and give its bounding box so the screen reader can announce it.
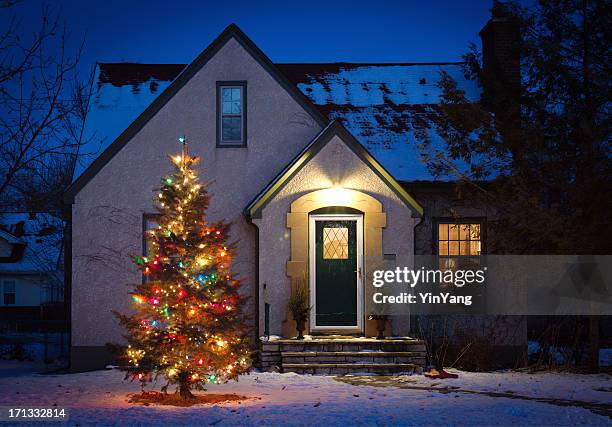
[97,62,186,65]
[95,61,465,66]
[276,61,465,66]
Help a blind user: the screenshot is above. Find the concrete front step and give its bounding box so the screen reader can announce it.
[259,338,427,373]
[281,351,426,364]
[263,339,426,353]
[283,363,418,375]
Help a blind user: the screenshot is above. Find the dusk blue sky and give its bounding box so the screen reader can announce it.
[9,0,496,72]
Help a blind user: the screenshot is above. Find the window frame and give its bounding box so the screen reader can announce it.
[432,218,487,302]
[3,280,16,305]
[216,81,247,147]
[433,217,487,256]
[142,213,161,284]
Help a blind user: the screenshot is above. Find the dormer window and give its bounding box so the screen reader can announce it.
[217,82,247,147]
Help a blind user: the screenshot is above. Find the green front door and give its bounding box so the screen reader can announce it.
[313,217,360,328]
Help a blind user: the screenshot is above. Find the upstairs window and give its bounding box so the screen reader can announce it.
[3,280,15,305]
[217,82,246,146]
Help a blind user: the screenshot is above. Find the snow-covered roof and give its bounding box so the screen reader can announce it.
[0,213,64,274]
[0,228,21,244]
[277,63,480,180]
[75,63,183,180]
[76,61,480,182]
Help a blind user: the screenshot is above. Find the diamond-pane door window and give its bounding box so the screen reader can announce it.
[323,227,349,259]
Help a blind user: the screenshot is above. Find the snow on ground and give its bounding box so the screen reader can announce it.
[1,332,69,364]
[528,341,612,368]
[400,369,612,405]
[0,367,610,426]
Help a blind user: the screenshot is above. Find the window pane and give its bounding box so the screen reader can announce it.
[144,217,159,259]
[222,117,242,141]
[449,241,460,255]
[439,224,448,240]
[222,87,241,102]
[222,99,241,114]
[459,224,471,240]
[3,281,15,305]
[222,88,241,114]
[470,224,481,240]
[460,241,471,255]
[470,240,481,255]
[439,241,448,256]
[4,281,15,292]
[222,88,231,101]
[323,227,349,259]
[448,224,459,240]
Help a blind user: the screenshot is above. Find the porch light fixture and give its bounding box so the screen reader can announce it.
[326,186,353,205]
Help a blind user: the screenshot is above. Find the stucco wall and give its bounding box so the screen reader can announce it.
[71,36,322,348]
[254,135,419,337]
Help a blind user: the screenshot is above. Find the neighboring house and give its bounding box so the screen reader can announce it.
[65,9,524,371]
[0,213,64,308]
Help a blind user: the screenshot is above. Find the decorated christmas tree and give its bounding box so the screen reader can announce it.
[114,136,250,399]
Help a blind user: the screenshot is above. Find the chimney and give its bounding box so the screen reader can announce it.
[479,1,520,105]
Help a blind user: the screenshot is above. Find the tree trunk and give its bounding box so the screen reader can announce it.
[587,315,599,373]
[178,379,194,400]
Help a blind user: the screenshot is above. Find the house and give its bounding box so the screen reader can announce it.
[65,9,525,372]
[0,213,64,309]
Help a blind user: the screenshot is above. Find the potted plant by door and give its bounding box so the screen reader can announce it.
[288,280,310,340]
[368,314,388,340]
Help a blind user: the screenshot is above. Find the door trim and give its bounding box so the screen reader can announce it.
[309,214,364,333]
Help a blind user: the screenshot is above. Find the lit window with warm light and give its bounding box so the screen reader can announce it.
[438,223,481,256]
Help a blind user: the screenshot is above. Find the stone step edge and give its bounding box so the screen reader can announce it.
[281,351,424,357]
[267,339,424,344]
[283,363,417,369]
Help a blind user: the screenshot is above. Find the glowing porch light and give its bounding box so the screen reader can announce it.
[324,186,354,205]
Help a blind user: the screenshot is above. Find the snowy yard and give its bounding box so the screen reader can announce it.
[0,367,610,426]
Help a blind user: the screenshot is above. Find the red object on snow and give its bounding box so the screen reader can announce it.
[425,369,459,379]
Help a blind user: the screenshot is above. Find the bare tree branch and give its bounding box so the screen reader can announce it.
[0,3,94,212]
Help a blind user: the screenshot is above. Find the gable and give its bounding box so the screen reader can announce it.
[246,121,423,219]
[65,24,327,203]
